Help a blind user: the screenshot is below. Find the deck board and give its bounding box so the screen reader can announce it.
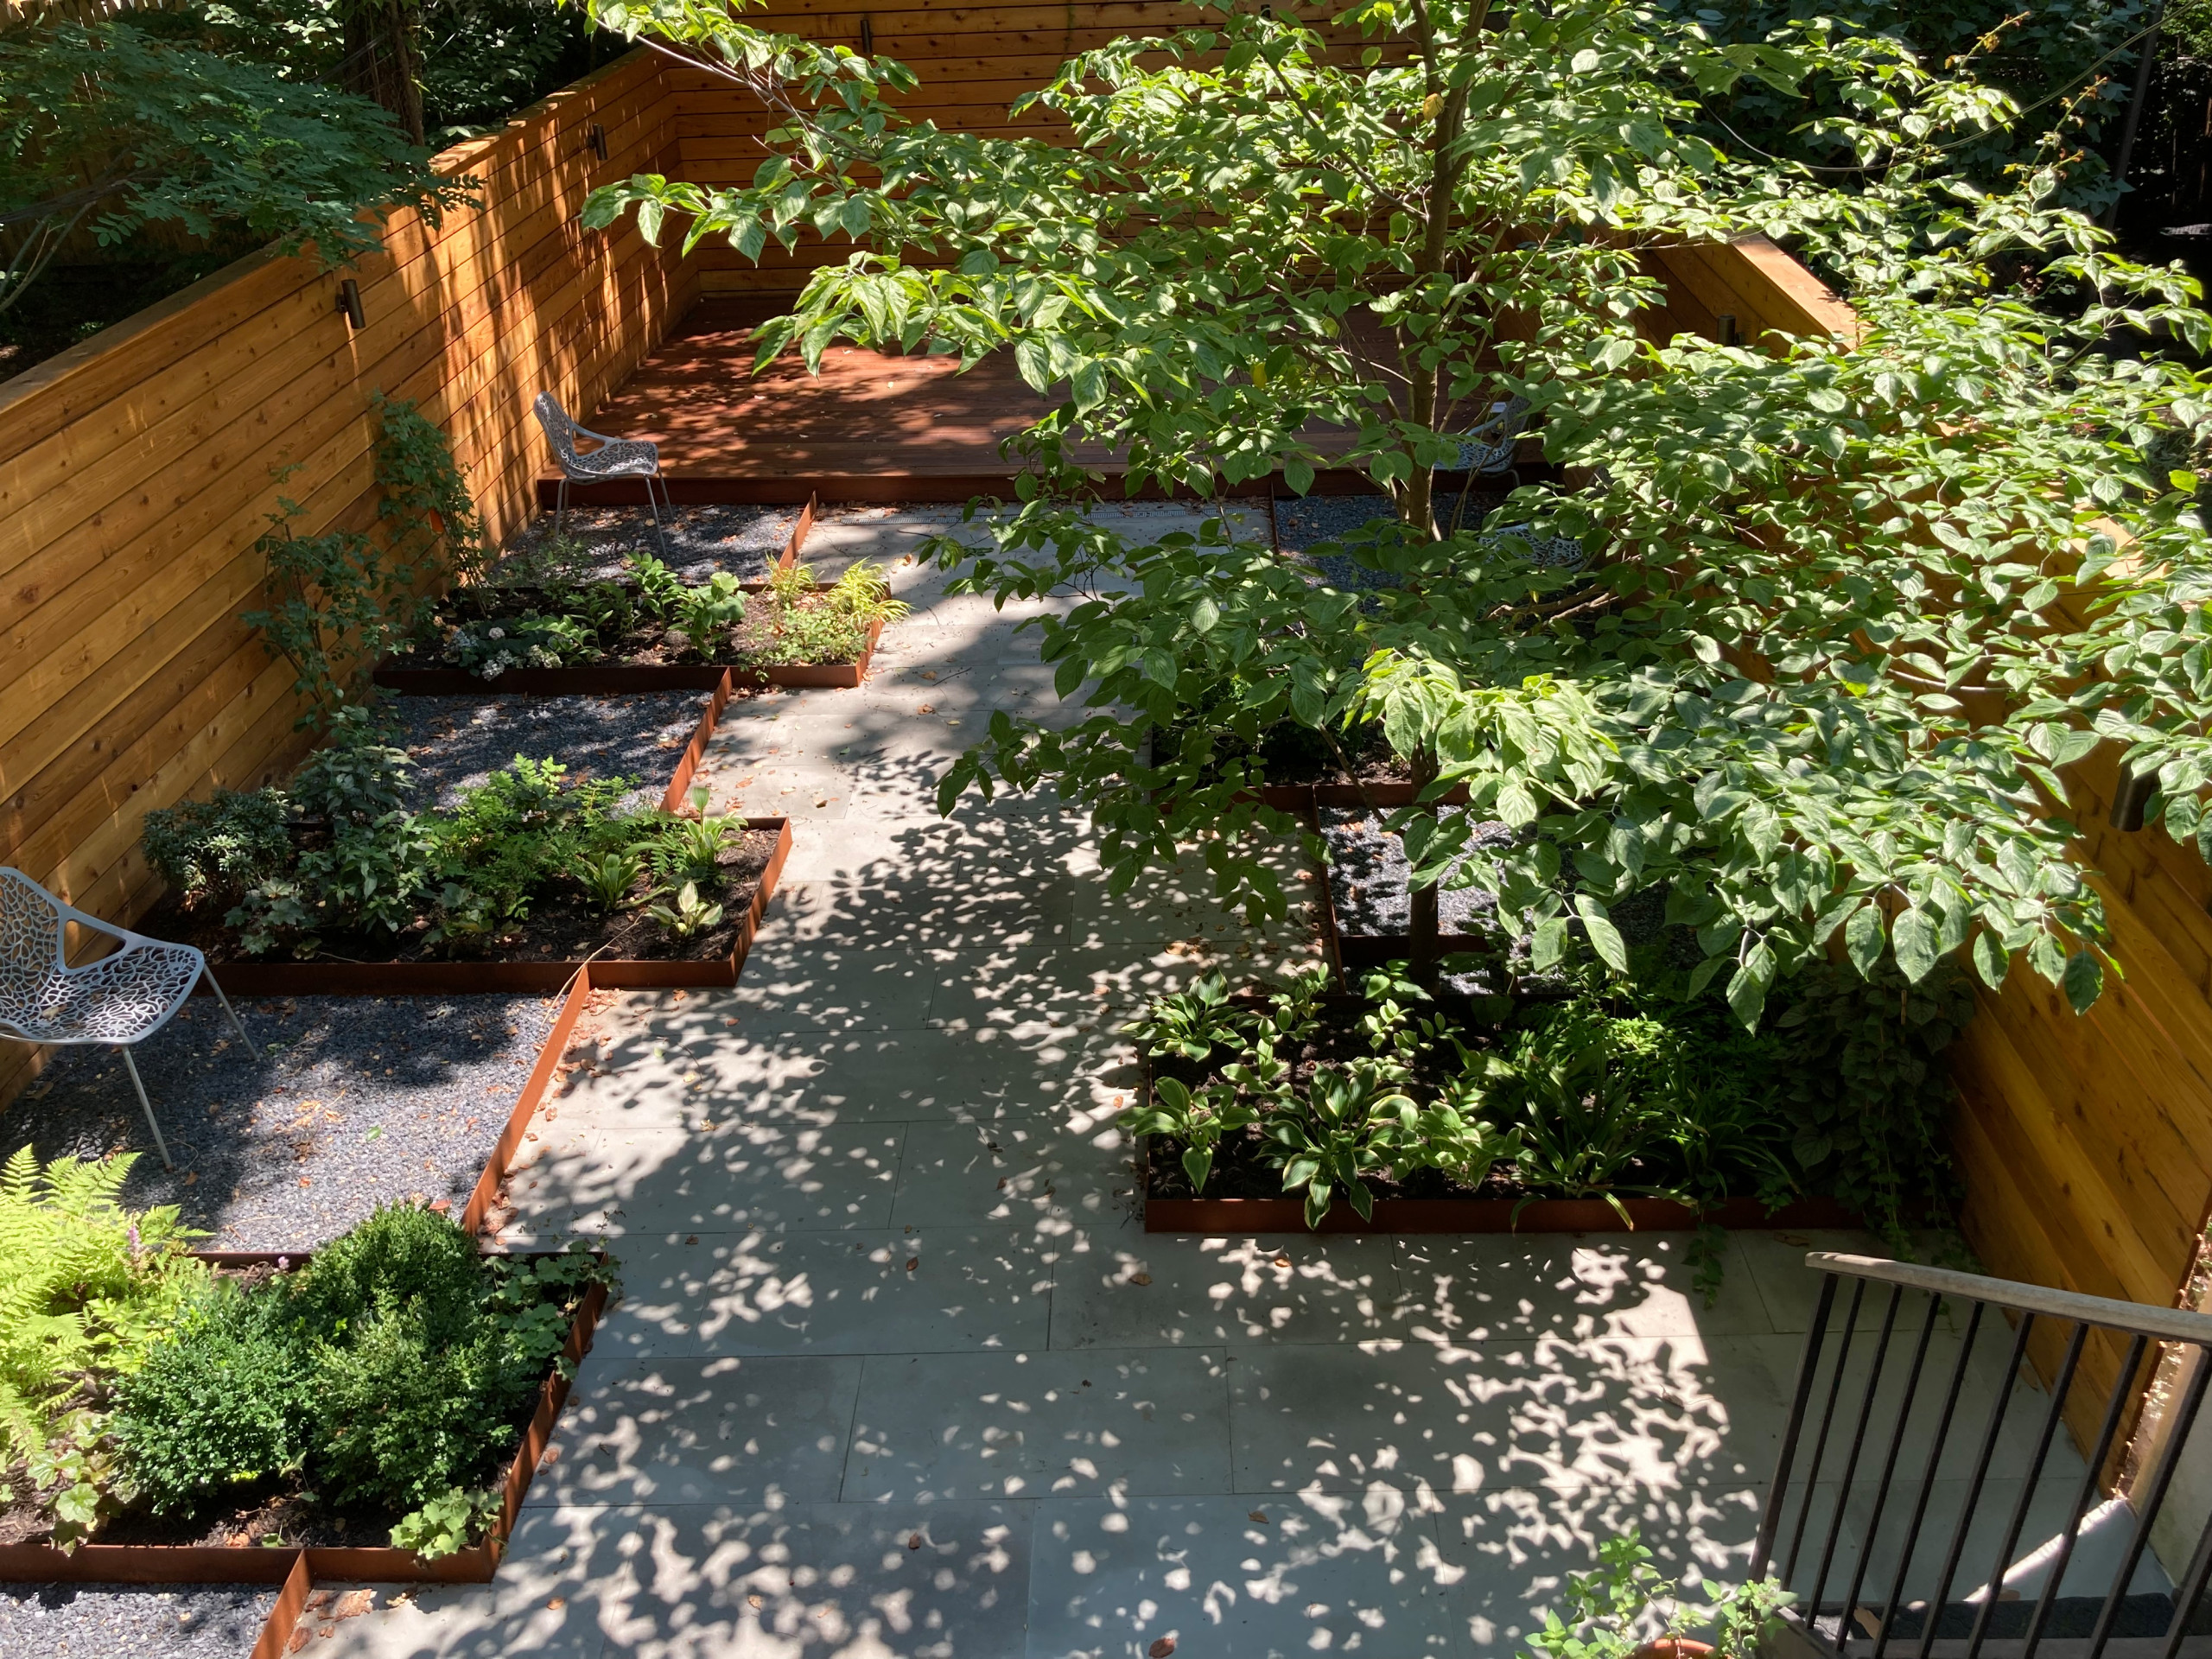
[542,296,1075,504]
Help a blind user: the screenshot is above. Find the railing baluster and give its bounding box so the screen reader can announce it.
[1964,1321,2090,1659]
[1916,1311,2035,1659]
[1789,1276,1871,1590]
[1759,1272,1841,1579]
[2020,1332,2149,1659]
[1849,1288,1944,1654]
[1810,1282,1907,1634]
[2092,1345,2212,1659]
[2161,1503,2212,1659]
[1876,1300,1984,1659]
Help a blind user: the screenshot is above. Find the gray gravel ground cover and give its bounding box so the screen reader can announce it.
[496,504,797,582]
[391,692,706,811]
[3,995,558,1249]
[0,1582,276,1657]
[1320,805,1513,939]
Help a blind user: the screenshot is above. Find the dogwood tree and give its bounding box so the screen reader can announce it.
[576,0,2211,1019]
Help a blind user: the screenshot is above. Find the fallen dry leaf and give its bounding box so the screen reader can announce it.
[1150,1638,1179,1657]
[1128,1272,1153,1287]
[917,704,936,715]
[908,1533,924,1549]
[1249,1510,1270,1524]
[332,1590,374,1619]
[548,1596,566,1611]
[749,1593,764,1609]
[906,1257,919,1271]
[1273,1253,1292,1269]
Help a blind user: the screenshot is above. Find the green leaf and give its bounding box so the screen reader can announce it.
[1574,895,1628,974]
[1891,907,1940,982]
[1726,941,1777,1029]
[1531,917,1569,970]
[2062,950,2104,1014]
[1844,903,1886,977]
[1971,929,2009,991]
[1181,1145,1215,1192]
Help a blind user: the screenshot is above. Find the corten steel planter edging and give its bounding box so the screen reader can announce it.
[0,1271,608,1588]
[189,815,793,995]
[733,613,885,691]
[1142,1189,1865,1235]
[371,495,821,696]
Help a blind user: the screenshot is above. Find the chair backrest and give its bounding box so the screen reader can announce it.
[0,867,67,974]
[533,391,585,473]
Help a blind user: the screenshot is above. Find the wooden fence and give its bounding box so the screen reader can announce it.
[0,46,694,1108]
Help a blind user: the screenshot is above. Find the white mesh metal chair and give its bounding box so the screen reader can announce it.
[0,867,251,1169]
[1452,395,1533,480]
[532,391,672,557]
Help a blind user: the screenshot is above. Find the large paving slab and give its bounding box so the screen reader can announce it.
[316,508,2127,1658]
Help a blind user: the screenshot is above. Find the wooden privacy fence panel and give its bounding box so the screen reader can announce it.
[0,47,693,1109]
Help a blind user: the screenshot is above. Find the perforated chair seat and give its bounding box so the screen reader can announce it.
[0,866,250,1167]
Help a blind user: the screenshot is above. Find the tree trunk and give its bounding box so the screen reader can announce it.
[1406,752,1440,983]
[341,0,426,147]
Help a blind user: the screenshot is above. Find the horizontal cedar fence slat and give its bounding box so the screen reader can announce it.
[6,18,2208,1505]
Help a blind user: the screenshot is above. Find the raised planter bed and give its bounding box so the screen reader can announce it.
[183,815,791,995]
[0,1264,607,1587]
[371,499,887,695]
[1131,995,1868,1236]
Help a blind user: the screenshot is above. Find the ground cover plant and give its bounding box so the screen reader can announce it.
[410,549,904,676]
[1124,946,1972,1245]
[0,1170,612,1558]
[580,0,2212,1035]
[140,716,770,963]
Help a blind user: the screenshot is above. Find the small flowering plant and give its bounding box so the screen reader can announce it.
[443,613,591,679]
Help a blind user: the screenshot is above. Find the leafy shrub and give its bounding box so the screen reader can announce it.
[0,1149,202,1521]
[142,788,290,908]
[676,572,747,656]
[308,1291,521,1512]
[1773,958,1976,1246]
[289,708,415,823]
[99,1202,613,1532]
[291,1198,485,1338]
[390,1485,502,1560]
[112,1281,311,1516]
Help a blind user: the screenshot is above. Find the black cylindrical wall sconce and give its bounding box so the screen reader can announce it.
[337,278,365,329]
[588,123,608,162]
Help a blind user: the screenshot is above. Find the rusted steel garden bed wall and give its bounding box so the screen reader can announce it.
[0,47,697,1111]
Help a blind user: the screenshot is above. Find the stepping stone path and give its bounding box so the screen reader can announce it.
[315,505,2103,1658]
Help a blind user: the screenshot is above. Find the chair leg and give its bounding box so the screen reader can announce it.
[555,476,569,538]
[118,1047,174,1170]
[645,473,672,561]
[201,965,252,1054]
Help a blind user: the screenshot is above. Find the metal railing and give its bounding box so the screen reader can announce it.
[1755,1252,2212,1659]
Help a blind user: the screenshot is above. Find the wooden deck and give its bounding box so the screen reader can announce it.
[543,296,1077,505]
[541,296,1412,505]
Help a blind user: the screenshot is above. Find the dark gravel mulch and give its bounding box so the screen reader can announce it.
[3,995,557,1249]
[0,1583,277,1659]
[391,691,709,811]
[497,504,798,583]
[1321,805,1515,940]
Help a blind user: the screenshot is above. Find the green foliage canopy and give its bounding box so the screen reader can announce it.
[0,17,473,317]
[575,0,2212,1022]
